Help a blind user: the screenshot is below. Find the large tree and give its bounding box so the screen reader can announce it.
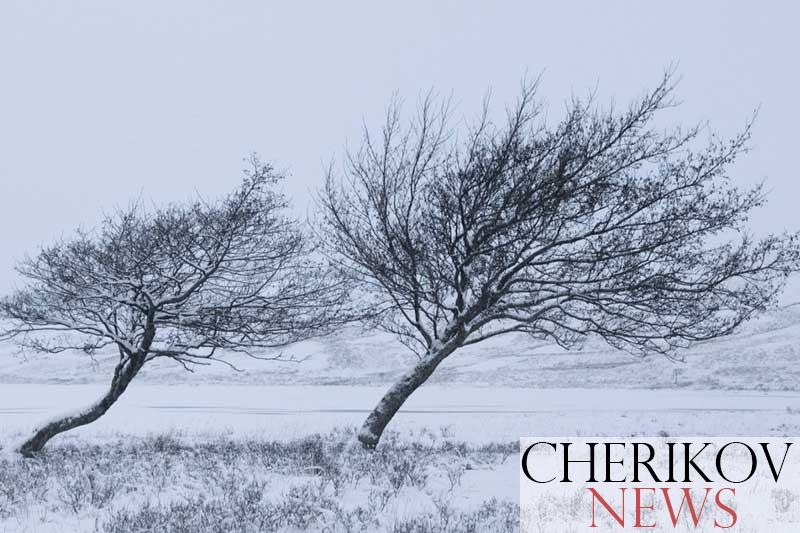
[318,73,800,449]
[1,159,350,456]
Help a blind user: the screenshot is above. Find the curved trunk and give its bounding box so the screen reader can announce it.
[18,354,145,457]
[358,342,459,449]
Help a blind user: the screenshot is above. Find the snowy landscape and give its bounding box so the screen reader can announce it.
[3,3,799,532]
[2,304,800,531]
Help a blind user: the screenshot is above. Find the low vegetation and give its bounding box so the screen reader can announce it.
[0,428,518,532]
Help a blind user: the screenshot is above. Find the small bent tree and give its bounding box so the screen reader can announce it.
[0,160,349,456]
[318,73,800,449]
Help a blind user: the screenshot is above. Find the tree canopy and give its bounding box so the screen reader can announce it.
[318,73,800,447]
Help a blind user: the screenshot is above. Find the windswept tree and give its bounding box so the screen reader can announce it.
[319,73,800,449]
[1,159,350,456]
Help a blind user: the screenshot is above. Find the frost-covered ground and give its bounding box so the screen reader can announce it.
[0,430,519,533]
[2,385,800,447]
[2,386,800,531]
[1,306,799,531]
[2,388,800,533]
[2,387,800,533]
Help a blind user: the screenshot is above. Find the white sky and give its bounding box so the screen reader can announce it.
[1,1,798,293]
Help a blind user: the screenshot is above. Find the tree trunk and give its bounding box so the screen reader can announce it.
[358,342,459,449]
[18,354,145,457]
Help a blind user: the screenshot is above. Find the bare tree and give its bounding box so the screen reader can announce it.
[318,72,800,449]
[1,159,350,456]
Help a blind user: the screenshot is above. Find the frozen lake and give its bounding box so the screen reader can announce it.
[2,384,800,444]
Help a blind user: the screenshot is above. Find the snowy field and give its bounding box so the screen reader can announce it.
[2,385,800,532]
[3,384,800,446]
[2,307,800,531]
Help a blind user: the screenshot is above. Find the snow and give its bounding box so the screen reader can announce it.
[1,306,800,531]
[2,384,799,448]
[1,384,799,532]
[2,306,800,453]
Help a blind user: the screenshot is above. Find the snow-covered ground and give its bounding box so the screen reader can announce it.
[1,384,799,532]
[3,384,800,447]
[2,384,799,533]
[1,307,799,531]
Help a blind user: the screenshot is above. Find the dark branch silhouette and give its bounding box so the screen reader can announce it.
[1,158,351,456]
[318,72,800,449]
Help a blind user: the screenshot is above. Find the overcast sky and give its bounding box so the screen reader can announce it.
[1,1,798,293]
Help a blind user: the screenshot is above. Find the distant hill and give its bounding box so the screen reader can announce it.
[2,305,800,391]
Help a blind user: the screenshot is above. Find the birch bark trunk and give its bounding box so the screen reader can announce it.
[357,342,459,449]
[18,354,145,457]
